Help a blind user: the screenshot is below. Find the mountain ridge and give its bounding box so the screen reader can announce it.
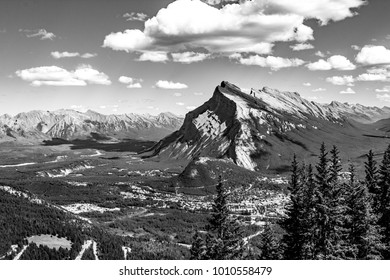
[142,81,390,172]
[0,109,184,142]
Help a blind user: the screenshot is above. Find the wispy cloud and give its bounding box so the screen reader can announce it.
[51,51,97,59]
[312,88,326,92]
[20,28,56,40]
[375,86,390,93]
[171,52,210,64]
[123,12,148,21]
[377,93,390,102]
[290,43,314,51]
[340,87,356,94]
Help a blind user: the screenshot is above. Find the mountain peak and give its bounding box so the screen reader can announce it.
[144,81,390,171]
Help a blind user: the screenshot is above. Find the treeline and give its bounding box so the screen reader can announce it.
[273,143,390,259]
[0,190,85,259]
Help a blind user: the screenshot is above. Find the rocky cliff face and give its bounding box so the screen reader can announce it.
[142,81,390,172]
[0,110,183,142]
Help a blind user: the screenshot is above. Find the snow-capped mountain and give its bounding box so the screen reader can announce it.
[325,101,390,124]
[142,81,390,172]
[0,110,183,142]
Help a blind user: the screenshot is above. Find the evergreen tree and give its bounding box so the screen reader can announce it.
[365,150,379,212]
[314,143,331,259]
[377,144,390,258]
[258,223,281,260]
[365,150,379,194]
[203,177,245,259]
[190,231,206,260]
[329,145,342,184]
[348,164,384,259]
[280,155,307,259]
[300,164,318,259]
[315,144,346,259]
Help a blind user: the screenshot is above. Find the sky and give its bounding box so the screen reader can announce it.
[1,0,390,116]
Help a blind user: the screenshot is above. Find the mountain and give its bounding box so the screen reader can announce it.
[325,101,390,124]
[0,110,183,142]
[142,81,390,173]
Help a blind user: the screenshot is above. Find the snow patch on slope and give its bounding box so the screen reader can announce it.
[62,203,120,214]
[0,185,44,204]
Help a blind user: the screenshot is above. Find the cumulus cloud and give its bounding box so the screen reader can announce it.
[155,80,188,89]
[20,29,56,40]
[176,102,185,106]
[103,0,317,55]
[232,54,305,70]
[171,52,210,63]
[123,12,148,21]
[173,92,183,96]
[340,87,356,94]
[303,82,311,86]
[312,88,326,92]
[307,55,356,71]
[326,75,354,86]
[15,65,111,86]
[186,106,197,110]
[73,65,111,85]
[356,45,390,65]
[290,43,314,51]
[138,51,169,62]
[194,92,204,95]
[51,51,97,59]
[104,0,365,57]
[118,76,143,88]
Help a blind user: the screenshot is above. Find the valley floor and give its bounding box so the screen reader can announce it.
[0,140,288,260]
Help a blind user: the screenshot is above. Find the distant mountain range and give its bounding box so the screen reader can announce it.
[143,81,390,173]
[0,110,183,142]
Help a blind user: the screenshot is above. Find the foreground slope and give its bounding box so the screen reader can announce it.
[143,81,390,173]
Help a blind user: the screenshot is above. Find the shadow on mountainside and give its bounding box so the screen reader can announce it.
[42,137,156,153]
